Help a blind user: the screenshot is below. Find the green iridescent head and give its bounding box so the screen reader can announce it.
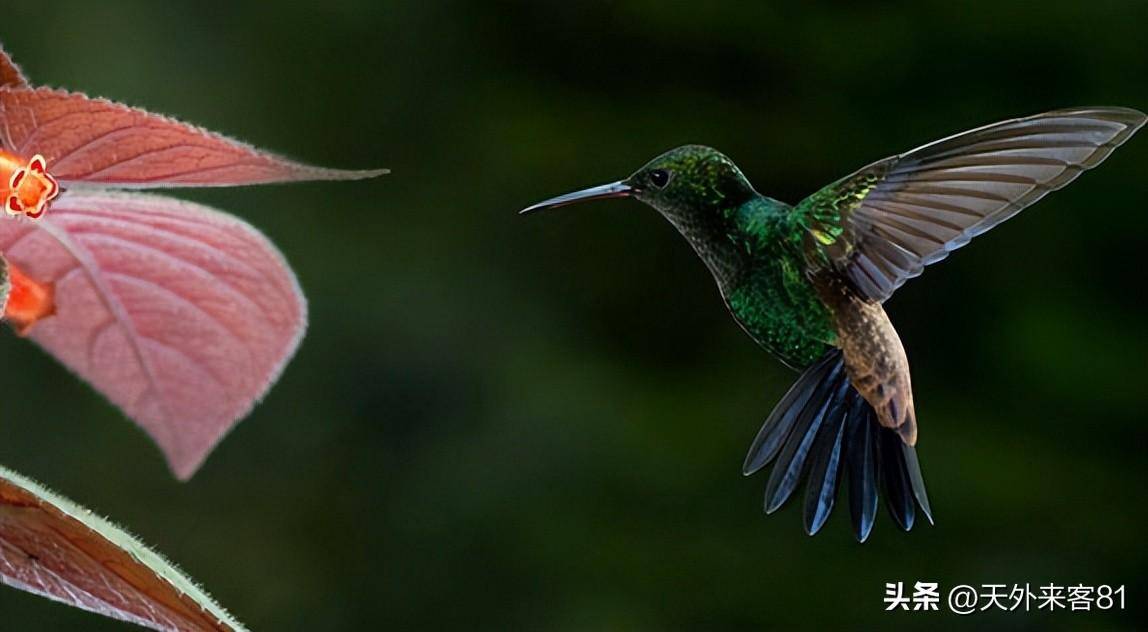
[520,145,756,220]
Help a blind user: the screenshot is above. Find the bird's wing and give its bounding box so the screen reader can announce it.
[796,107,1146,301]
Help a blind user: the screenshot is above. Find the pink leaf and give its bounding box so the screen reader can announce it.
[0,87,387,187]
[0,191,306,479]
[0,465,245,631]
[0,44,28,89]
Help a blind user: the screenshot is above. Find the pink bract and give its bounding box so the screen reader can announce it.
[0,43,383,478]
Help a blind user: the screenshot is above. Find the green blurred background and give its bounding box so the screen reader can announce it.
[1,2,1146,630]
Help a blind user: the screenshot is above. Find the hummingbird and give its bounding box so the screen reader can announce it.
[520,107,1146,541]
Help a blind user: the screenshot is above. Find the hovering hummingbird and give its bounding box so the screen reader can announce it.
[521,107,1146,541]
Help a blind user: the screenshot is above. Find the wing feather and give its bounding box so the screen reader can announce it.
[799,107,1146,301]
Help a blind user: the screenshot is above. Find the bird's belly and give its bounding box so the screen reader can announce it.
[724,269,835,370]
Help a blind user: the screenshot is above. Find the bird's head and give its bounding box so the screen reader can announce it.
[520,145,755,222]
[520,145,761,286]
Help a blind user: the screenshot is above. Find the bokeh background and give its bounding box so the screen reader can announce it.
[1,2,1146,630]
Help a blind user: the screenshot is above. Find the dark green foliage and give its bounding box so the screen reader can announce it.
[1,2,1145,630]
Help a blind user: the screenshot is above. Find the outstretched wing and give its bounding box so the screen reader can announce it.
[798,107,1146,301]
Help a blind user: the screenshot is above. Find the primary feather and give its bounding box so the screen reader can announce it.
[799,107,1147,301]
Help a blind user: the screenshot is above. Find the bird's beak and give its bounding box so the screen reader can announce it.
[519,181,634,215]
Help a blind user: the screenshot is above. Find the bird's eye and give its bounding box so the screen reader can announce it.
[649,169,671,189]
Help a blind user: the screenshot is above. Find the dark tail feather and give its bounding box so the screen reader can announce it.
[744,348,932,541]
[879,427,916,531]
[902,443,933,524]
[762,364,846,513]
[742,352,838,476]
[802,386,850,535]
[845,394,879,542]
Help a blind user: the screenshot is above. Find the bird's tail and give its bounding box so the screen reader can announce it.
[742,348,932,541]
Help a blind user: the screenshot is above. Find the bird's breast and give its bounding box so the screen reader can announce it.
[722,256,836,370]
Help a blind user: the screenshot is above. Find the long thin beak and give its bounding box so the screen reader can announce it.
[519,181,634,215]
